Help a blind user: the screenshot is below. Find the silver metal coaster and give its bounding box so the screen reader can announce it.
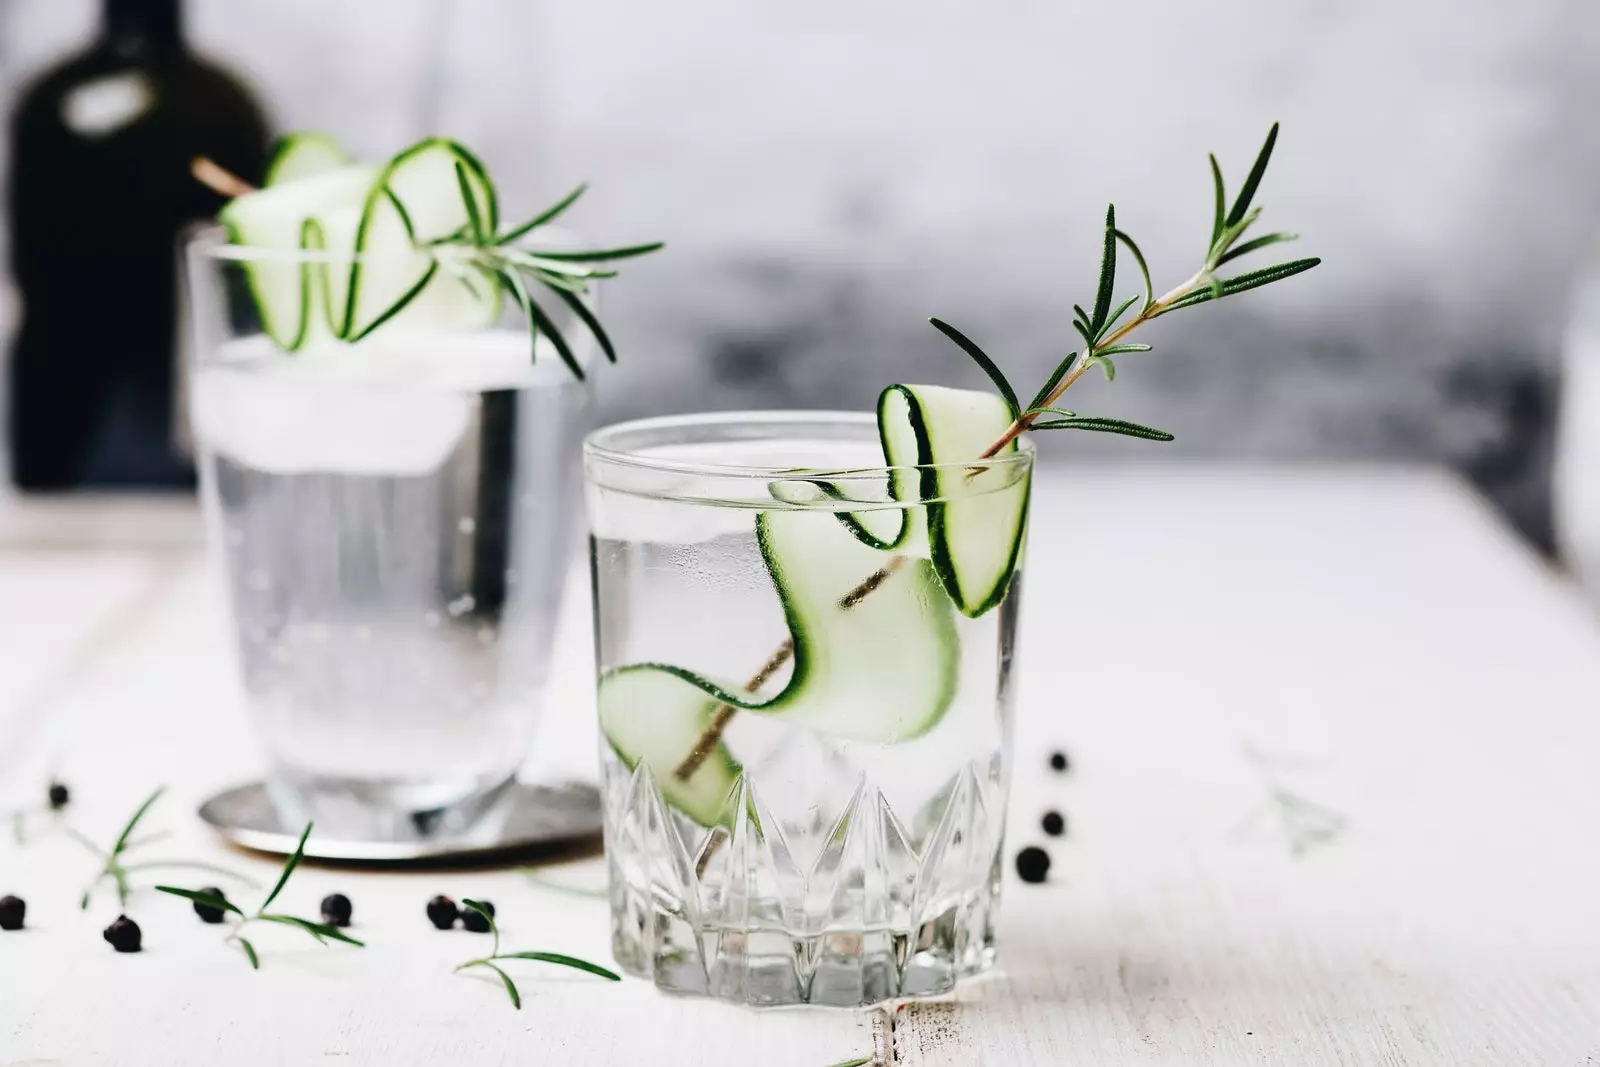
[198,780,603,865]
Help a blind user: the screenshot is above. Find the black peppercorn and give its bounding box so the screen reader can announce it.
[103,915,142,952]
[0,895,24,930]
[1041,810,1065,837]
[320,893,352,928]
[461,899,496,933]
[426,894,460,930]
[1048,750,1069,773]
[46,781,70,810]
[193,887,229,924]
[1014,846,1051,884]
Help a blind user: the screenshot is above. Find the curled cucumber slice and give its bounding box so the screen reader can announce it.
[597,666,742,827]
[879,384,1030,618]
[599,508,959,825]
[343,138,502,341]
[772,385,1030,617]
[218,164,377,351]
[264,132,350,186]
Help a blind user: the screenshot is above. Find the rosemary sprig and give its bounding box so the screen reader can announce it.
[938,122,1318,458]
[156,823,362,969]
[72,787,254,910]
[424,179,662,381]
[453,899,620,1009]
[7,778,69,845]
[672,123,1320,778]
[518,868,609,900]
[190,157,662,380]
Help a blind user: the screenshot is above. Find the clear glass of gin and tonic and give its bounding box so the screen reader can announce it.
[185,228,592,841]
[585,411,1032,1007]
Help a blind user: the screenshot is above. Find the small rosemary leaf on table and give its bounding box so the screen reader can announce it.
[237,938,260,970]
[155,887,245,916]
[462,960,522,1010]
[495,182,588,246]
[928,317,1019,417]
[825,1058,874,1067]
[461,899,500,955]
[256,913,365,947]
[111,786,166,857]
[491,951,622,982]
[123,860,255,885]
[259,823,312,910]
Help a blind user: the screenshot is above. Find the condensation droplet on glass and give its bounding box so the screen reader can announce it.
[447,594,476,617]
[458,517,476,535]
[424,611,441,627]
[245,570,271,592]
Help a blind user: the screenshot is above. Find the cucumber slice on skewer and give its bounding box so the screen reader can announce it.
[766,476,907,551]
[264,132,350,186]
[597,666,742,827]
[879,384,1030,618]
[598,508,959,825]
[342,138,502,341]
[218,164,377,351]
[772,385,1029,617]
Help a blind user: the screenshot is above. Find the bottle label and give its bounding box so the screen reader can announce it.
[61,72,153,139]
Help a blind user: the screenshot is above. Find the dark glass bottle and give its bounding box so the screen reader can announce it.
[7,0,269,489]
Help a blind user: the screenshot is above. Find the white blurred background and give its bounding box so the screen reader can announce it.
[3,0,1599,547]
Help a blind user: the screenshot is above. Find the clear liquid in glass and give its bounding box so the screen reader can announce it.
[194,332,586,839]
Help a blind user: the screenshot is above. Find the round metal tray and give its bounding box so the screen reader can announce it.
[198,780,603,866]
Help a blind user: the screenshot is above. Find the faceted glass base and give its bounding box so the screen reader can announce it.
[604,758,1004,1008]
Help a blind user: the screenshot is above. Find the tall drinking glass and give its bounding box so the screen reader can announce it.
[585,412,1032,1007]
[185,227,592,841]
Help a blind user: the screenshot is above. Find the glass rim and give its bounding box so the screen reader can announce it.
[583,410,1034,482]
[183,223,584,265]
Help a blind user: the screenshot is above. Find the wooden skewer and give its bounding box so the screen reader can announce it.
[190,156,256,198]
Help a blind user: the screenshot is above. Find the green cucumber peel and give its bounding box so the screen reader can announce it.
[217,134,661,369]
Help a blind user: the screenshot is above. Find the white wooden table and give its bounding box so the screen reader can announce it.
[3,467,1599,1066]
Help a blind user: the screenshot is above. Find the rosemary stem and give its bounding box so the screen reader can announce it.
[978,268,1206,458]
